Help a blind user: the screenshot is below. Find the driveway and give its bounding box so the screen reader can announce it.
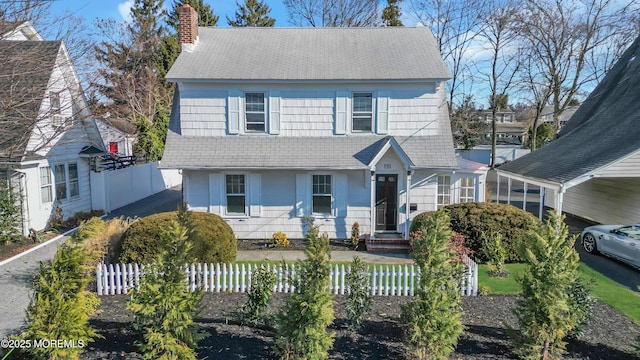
[0,185,183,339]
[487,169,640,293]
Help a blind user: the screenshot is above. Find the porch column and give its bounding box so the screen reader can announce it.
[496,173,500,203]
[370,170,376,240]
[539,187,545,220]
[507,178,512,204]
[522,182,528,211]
[405,170,412,240]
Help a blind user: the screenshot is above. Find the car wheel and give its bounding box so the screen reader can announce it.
[582,233,598,254]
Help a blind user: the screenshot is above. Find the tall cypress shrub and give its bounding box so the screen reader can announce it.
[401,211,464,359]
[274,219,335,360]
[513,211,584,359]
[127,217,203,360]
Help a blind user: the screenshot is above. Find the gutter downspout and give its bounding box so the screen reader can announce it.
[13,169,30,236]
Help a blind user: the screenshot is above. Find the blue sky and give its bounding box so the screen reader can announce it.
[49,1,417,27]
[50,0,304,27]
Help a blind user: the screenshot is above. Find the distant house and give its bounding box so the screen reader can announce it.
[0,22,105,235]
[159,5,487,241]
[473,108,530,146]
[496,35,640,224]
[96,118,137,156]
[539,105,579,131]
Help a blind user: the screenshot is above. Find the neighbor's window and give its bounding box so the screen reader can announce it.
[352,92,373,132]
[54,164,67,200]
[460,177,475,203]
[40,166,52,203]
[226,174,246,215]
[437,175,451,209]
[68,163,79,197]
[312,175,332,214]
[245,92,265,132]
[50,92,61,112]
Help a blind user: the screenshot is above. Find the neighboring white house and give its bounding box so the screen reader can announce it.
[0,22,105,235]
[160,5,486,240]
[496,35,640,224]
[96,118,137,156]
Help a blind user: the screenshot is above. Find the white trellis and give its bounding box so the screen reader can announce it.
[96,256,478,296]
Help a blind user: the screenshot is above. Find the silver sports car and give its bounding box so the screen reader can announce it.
[581,224,640,268]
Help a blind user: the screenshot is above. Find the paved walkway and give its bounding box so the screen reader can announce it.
[0,186,184,339]
[237,250,412,264]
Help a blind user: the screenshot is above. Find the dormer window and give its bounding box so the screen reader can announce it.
[352,92,373,132]
[50,92,61,112]
[245,92,266,132]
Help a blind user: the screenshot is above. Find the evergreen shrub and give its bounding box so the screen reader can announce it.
[411,202,539,263]
[119,211,237,264]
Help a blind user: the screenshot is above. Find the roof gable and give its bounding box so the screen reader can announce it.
[0,40,61,161]
[167,27,451,82]
[498,35,640,184]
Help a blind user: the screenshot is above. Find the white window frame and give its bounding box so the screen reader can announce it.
[352,92,373,133]
[244,92,266,133]
[54,164,67,200]
[225,174,247,216]
[312,174,332,214]
[437,175,451,209]
[40,166,52,204]
[53,162,80,201]
[459,177,475,203]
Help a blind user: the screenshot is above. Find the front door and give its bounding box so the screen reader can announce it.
[376,175,398,231]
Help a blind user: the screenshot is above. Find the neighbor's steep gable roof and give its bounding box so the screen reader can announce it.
[0,40,61,162]
[497,35,640,184]
[167,27,451,82]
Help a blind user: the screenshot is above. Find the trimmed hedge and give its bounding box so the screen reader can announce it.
[119,211,237,264]
[410,203,540,263]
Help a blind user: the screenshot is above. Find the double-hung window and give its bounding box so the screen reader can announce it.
[50,92,65,127]
[53,163,80,201]
[437,175,451,209]
[245,92,265,132]
[40,166,52,204]
[459,177,475,203]
[54,164,67,200]
[352,93,373,132]
[312,175,332,214]
[226,175,246,215]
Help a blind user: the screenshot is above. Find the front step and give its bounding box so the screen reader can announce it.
[366,234,411,253]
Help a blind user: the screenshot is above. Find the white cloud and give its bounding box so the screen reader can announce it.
[118,1,133,23]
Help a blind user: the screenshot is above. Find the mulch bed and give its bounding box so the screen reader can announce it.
[8,293,637,360]
[238,238,364,252]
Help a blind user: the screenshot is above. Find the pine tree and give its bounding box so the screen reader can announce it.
[166,0,219,31]
[513,210,584,360]
[127,218,203,360]
[22,238,101,359]
[381,0,403,26]
[345,256,372,330]
[274,219,334,360]
[227,0,276,27]
[401,211,464,359]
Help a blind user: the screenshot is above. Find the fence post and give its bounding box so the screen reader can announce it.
[96,264,103,295]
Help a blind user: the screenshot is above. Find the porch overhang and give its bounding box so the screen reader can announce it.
[367,136,414,171]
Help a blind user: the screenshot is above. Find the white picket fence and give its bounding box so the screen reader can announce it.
[96,256,478,297]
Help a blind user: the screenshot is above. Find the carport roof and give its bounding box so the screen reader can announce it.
[497,34,640,187]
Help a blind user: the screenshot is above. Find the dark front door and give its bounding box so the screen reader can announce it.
[376,174,398,231]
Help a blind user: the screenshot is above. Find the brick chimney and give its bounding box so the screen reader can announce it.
[178,4,198,51]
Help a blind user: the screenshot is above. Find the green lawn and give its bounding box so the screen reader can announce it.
[477,263,640,324]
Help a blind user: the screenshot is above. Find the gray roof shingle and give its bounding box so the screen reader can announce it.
[160,132,457,170]
[167,27,450,81]
[498,35,640,184]
[0,40,61,162]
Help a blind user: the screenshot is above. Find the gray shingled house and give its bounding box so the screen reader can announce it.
[160,5,487,243]
[496,35,640,224]
[0,22,104,235]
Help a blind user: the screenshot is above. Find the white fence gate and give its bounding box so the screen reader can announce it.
[96,257,478,296]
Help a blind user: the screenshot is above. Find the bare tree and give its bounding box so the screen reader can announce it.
[477,0,521,168]
[515,0,638,134]
[409,0,488,109]
[283,0,379,27]
[1,1,97,159]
